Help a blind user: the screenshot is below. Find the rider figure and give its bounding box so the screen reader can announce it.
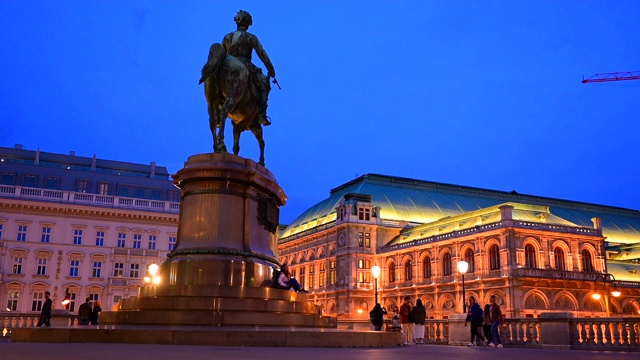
[223,10,275,126]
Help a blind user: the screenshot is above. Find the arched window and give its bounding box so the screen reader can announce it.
[525,244,537,269]
[404,260,413,281]
[423,257,432,279]
[581,249,594,272]
[554,248,566,271]
[388,262,396,283]
[442,253,452,276]
[464,249,475,273]
[489,245,500,270]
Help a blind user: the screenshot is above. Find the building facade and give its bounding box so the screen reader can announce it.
[0,145,179,313]
[278,174,640,320]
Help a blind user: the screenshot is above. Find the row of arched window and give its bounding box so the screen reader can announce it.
[387,245,596,282]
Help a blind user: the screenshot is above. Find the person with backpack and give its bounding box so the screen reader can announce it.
[399,296,414,345]
[369,303,387,331]
[465,296,487,346]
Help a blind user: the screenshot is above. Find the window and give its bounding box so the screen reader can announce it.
[13,256,24,274]
[89,293,99,306]
[442,253,452,276]
[309,264,315,289]
[168,190,180,202]
[299,267,306,288]
[168,236,177,251]
[133,234,141,249]
[365,233,371,248]
[130,263,140,278]
[464,249,475,273]
[148,235,157,250]
[357,259,371,283]
[36,258,47,275]
[92,261,102,278]
[31,291,45,312]
[95,231,105,246]
[117,232,126,248]
[525,244,537,268]
[118,185,129,197]
[358,207,370,221]
[0,222,3,239]
[99,182,111,195]
[1,172,15,185]
[45,176,59,190]
[388,262,396,283]
[489,245,500,271]
[77,179,90,193]
[423,257,432,279]
[73,229,83,245]
[319,262,326,287]
[554,248,566,271]
[151,189,161,200]
[41,226,51,243]
[17,225,28,241]
[581,249,594,272]
[113,262,124,277]
[135,187,145,199]
[23,174,36,187]
[69,259,80,277]
[63,292,77,312]
[329,260,336,285]
[404,260,413,281]
[358,232,364,247]
[7,291,19,311]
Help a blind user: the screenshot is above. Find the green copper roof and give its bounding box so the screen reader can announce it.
[280,174,640,246]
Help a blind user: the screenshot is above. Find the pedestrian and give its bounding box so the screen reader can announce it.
[90,300,102,325]
[412,299,427,345]
[36,291,52,327]
[488,295,504,348]
[369,303,387,331]
[399,296,414,345]
[465,296,487,346]
[391,305,401,332]
[483,304,493,344]
[78,297,92,325]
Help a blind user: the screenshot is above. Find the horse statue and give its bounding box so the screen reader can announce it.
[199,43,266,166]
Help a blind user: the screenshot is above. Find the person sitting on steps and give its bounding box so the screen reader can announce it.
[278,264,308,293]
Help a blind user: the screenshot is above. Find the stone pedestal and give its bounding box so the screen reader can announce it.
[539,312,573,349]
[446,313,468,345]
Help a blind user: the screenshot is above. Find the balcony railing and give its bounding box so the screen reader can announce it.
[0,185,179,214]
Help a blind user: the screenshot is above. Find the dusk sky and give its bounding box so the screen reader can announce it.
[1,1,639,224]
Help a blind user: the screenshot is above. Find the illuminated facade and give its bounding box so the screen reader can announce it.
[278,174,640,320]
[0,145,179,313]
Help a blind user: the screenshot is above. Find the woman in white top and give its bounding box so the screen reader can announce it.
[278,264,308,293]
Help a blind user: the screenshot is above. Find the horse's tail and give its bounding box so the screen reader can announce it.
[199,43,226,85]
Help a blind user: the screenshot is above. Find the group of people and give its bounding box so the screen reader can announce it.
[465,295,504,348]
[369,296,428,345]
[36,292,102,327]
[368,294,504,348]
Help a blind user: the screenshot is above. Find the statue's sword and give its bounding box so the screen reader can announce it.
[272,77,282,90]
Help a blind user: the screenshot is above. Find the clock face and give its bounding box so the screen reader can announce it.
[338,234,346,247]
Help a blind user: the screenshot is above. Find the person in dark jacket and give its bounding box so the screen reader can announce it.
[465,296,487,346]
[78,297,92,325]
[36,291,52,327]
[90,300,102,325]
[412,299,427,344]
[369,303,387,331]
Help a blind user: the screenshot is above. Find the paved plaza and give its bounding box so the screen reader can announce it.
[1,341,638,360]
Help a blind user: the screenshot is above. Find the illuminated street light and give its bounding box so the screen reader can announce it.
[372,265,381,305]
[457,260,469,313]
[592,273,619,317]
[145,263,160,285]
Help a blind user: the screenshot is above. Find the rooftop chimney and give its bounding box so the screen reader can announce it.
[70,151,76,156]
[15,144,23,149]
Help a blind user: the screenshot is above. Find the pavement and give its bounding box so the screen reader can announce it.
[1,341,638,360]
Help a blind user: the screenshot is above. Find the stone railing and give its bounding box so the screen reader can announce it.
[0,311,78,337]
[570,317,640,350]
[0,185,179,214]
[423,320,449,343]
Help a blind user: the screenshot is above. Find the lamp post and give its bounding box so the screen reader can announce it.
[457,260,469,313]
[592,273,620,317]
[372,265,381,305]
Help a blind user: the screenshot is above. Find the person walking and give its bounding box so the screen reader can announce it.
[36,291,52,327]
[482,304,493,344]
[399,296,414,345]
[78,298,92,325]
[465,296,487,346]
[412,299,427,345]
[488,295,504,348]
[369,303,387,331]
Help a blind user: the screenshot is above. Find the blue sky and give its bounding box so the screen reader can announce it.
[1,1,639,224]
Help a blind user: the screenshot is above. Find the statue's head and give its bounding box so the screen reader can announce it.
[234,10,253,28]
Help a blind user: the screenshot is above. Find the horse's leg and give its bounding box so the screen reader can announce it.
[216,97,236,153]
[209,103,220,152]
[232,123,241,155]
[251,124,265,166]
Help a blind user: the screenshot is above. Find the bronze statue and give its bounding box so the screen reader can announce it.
[199,10,277,166]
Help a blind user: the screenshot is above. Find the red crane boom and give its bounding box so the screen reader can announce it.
[582,71,640,84]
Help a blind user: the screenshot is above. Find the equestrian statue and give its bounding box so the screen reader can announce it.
[199,10,277,166]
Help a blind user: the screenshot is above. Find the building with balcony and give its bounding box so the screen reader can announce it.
[278,174,640,321]
[0,145,179,313]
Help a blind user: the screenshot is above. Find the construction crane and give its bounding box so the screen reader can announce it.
[582,71,640,84]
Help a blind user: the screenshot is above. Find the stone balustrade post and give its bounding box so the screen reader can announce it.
[538,312,573,349]
[446,313,468,346]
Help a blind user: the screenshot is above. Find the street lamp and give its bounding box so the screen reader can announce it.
[457,260,469,313]
[591,273,620,317]
[144,263,161,285]
[372,265,381,305]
